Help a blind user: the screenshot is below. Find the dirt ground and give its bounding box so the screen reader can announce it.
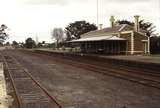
[4,50,160,108]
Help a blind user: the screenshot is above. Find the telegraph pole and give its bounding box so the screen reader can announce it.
[35,34,39,45]
[97,0,99,26]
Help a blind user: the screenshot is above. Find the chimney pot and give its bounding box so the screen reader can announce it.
[134,15,140,32]
[110,16,115,28]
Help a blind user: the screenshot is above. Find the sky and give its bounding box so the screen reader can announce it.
[0,0,159,43]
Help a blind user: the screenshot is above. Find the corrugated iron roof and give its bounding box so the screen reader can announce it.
[81,24,146,39]
[103,25,123,32]
[81,24,132,38]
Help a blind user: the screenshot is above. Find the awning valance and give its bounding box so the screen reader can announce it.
[68,36,126,42]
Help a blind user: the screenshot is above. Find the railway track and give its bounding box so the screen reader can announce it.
[1,52,62,108]
[26,50,160,89]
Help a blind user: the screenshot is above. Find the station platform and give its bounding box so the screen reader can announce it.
[34,49,160,63]
[101,55,160,64]
[32,49,160,71]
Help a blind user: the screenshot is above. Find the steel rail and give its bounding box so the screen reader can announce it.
[2,52,63,108]
[28,50,160,89]
[1,53,23,108]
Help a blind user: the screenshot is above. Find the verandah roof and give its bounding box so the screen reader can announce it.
[69,36,126,42]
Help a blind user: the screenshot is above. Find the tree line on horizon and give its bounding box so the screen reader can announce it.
[1,18,160,54]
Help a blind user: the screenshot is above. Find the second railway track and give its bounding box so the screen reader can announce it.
[1,52,62,108]
[27,50,160,89]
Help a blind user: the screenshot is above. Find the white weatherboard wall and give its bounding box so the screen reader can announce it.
[0,63,12,108]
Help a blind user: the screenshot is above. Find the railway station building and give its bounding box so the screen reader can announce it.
[69,16,150,55]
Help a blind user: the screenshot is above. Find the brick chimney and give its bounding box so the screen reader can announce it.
[110,16,115,28]
[134,15,140,32]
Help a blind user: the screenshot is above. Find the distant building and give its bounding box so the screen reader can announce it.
[69,16,150,55]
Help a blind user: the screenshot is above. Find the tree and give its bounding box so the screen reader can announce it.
[6,42,10,45]
[42,41,45,44]
[0,24,8,43]
[12,41,18,45]
[116,20,155,37]
[37,42,43,48]
[51,28,64,48]
[12,41,19,48]
[116,20,134,26]
[25,37,36,49]
[139,20,156,37]
[150,36,160,54]
[65,21,97,41]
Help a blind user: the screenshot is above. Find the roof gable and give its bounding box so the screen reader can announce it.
[121,24,134,31]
